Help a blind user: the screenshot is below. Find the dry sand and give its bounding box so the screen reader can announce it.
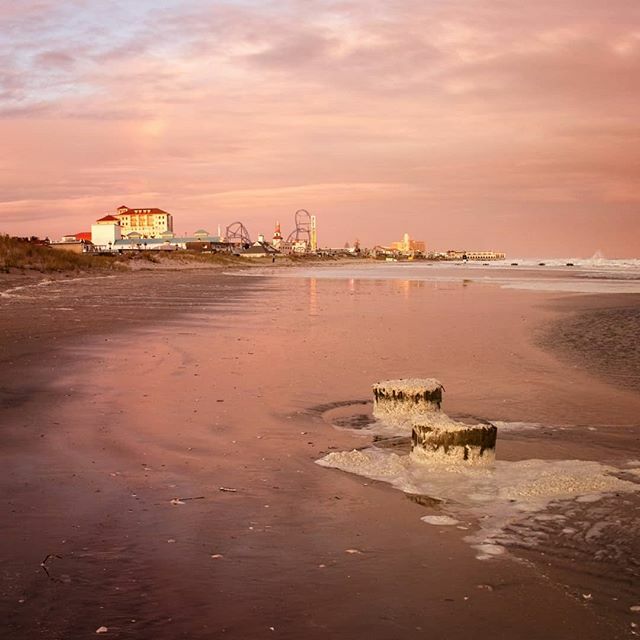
[1,268,639,639]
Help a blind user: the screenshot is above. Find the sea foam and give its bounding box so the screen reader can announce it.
[316,447,639,559]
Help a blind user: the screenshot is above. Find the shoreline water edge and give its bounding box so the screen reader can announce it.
[1,262,639,639]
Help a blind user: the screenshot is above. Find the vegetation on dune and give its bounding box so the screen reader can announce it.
[152,250,246,265]
[0,235,246,272]
[0,234,351,274]
[0,235,124,272]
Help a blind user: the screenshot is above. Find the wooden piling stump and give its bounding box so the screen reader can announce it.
[410,414,497,465]
[372,378,444,420]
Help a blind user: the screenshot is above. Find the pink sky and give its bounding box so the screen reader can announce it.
[1,0,639,256]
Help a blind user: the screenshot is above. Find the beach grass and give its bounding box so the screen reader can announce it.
[0,235,124,272]
[0,234,352,274]
[0,235,252,273]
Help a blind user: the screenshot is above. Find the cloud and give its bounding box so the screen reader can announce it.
[0,0,639,255]
[34,50,76,69]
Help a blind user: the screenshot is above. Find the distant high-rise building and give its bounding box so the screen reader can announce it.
[115,205,173,238]
[391,232,425,254]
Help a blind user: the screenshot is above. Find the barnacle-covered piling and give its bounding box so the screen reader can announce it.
[372,377,498,464]
[410,414,497,466]
[372,378,443,420]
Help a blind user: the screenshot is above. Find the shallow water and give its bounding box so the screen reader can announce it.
[231,260,640,293]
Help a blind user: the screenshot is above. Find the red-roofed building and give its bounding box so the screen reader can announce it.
[96,214,120,223]
[115,205,173,238]
[61,231,93,243]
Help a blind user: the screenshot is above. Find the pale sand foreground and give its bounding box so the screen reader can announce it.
[1,269,639,639]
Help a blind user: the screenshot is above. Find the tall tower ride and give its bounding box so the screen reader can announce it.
[310,215,318,252]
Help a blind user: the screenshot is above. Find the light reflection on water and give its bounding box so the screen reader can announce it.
[229,262,640,294]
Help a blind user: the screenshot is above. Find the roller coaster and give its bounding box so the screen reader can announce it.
[223,210,316,252]
[286,209,317,251]
[286,209,311,243]
[224,222,251,248]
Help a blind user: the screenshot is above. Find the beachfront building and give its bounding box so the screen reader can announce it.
[292,239,311,254]
[112,231,226,252]
[318,246,360,256]
[242,238,280,258]
[54,230,95,253]
[465,251,506,261]
[91,215,122,250]
[445,250,506,261]
[391,233,426,255]
[61,232,92,243]
[50,239,94,253]
[115,205,173,238]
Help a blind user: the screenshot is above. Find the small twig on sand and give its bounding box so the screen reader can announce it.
[170,496,206,505]
[219,487,237,493]
[40,554,63,581]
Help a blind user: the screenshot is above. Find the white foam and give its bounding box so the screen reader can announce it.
[421,515,459,526]
[0,275,117,299]
[490,421,542,432]
[475,544,506,557]
[316,448,639,559]
[502,257,640,271]
[575,494,604,503]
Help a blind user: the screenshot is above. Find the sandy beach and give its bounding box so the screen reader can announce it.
[1,263,640,639]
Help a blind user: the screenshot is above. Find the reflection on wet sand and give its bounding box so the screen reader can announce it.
[309,277,317,316]
[2,268,640,639]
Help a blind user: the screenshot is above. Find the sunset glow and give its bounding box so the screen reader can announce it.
[2,0,639,255]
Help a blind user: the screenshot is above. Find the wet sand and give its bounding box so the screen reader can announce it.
[538,296,640,392]
[1,267,640,639]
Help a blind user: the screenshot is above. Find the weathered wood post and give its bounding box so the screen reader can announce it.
[372,378,497,465]
[410,414,497,465]
[372,378,444,420]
